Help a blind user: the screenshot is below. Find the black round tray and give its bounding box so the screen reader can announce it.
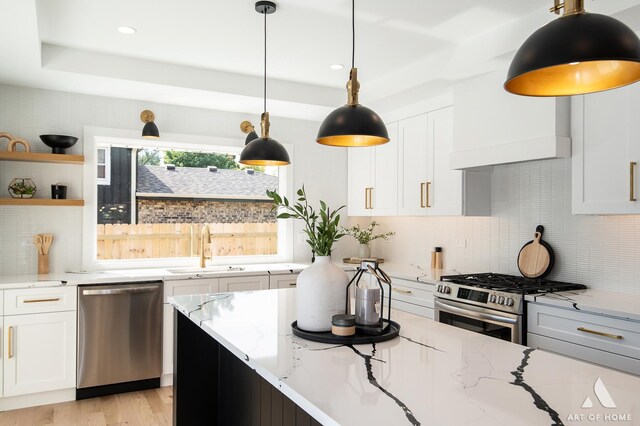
[291,319,400,345]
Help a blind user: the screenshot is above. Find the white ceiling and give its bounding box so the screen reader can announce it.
[1,0,640,120]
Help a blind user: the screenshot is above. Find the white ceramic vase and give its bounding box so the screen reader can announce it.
[358,243,370,259]
[296,256,349,332]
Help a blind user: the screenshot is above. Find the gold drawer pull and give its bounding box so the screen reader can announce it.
[23,298,60,304]
[577,327,623,340]
[420,183,426,208]
[631,162,637,202]
[368,187,373,210]
[426,181,432,208]
[392,287,413,294]
[8,327,13,359]
[289,283,296,286]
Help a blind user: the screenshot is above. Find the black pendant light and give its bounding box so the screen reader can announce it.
[239,1,290,166]
[316,0,389,147]
[505,0,640,97]
[140,110,159,138]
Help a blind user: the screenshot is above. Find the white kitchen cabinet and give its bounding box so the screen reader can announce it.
[572,84,640,214]
[219,275,269,292]
[3,311,76,396]
[4,286,76,315]
[527,303,640,375]
[163,278,219,303]
[387,278,434,319]
[398,113,430,216]
[162,278,219,381]
[347,144,374,217]
[162,304,175,379]
[398,108,491,216]
[0,291,2,398]
[269,273,299,289]
[347,122,398,216]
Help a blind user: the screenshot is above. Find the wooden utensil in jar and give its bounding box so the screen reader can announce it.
[34,233,53,274]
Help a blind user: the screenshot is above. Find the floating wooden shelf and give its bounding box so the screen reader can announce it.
[0,151,84,164]
[0,198,84,206]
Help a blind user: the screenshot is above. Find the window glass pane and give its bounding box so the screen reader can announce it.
[97,149,106,164]
[97,165,106,179]
[97,147,279,261]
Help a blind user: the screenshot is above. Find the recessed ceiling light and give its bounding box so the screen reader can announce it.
[118,26,137,35]
[569,61,580,66]
[329,64,345,70]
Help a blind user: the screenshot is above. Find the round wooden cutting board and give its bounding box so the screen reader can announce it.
[517,225,555,279]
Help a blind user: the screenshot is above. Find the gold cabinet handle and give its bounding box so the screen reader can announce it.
[364,188,368,209]
[631,162,637,202]
[23,298,60,304]
[426,181,432,208]
[8,326,13,359]
[369,187,373,210]
[289,283,296,286]
[577,327,623,340]
[420,183,425,208]
[392,287,413,294]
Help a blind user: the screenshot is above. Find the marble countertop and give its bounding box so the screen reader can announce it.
[170,289,640,426]
[0,263,314,289]
[0,260,448,290]
[526,288,640,322]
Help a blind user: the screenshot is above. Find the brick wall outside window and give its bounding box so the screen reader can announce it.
[137,199,277,224]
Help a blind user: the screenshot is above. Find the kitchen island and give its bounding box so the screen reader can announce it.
[170,289,640,426]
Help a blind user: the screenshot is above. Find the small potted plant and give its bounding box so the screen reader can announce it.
[8,178,37,199]
[342,220,394,259]
[267,186,348,332]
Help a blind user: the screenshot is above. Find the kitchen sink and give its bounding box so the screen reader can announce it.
[167,266,245,274]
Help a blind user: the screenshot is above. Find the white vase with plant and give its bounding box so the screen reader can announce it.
[342,220,395,259]
[267,186,348,332]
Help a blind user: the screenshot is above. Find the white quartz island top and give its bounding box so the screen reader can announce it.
[170,289,640,426]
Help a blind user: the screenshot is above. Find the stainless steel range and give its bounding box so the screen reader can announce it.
[434,273,586,344]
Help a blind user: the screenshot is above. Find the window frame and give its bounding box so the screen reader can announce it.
[96,147,111,185]
[82,126,293,271]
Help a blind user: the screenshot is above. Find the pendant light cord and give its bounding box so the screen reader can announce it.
[351,0,355,69]
[264,10,267,114]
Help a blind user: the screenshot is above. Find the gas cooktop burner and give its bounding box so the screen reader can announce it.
[440,273,587,295]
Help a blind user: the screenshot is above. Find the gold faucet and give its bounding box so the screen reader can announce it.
[199,224,211,268]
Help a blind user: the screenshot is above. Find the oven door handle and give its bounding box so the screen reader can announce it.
[435,300,517,325]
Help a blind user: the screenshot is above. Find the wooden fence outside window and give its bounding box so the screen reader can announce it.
[96,222,277,260]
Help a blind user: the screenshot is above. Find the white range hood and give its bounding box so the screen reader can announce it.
[450,69,571,170]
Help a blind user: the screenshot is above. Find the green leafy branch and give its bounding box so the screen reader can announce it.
[266,185,345,257]
[341,220,394,245]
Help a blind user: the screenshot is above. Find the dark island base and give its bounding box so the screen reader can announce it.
[173,310,322,426]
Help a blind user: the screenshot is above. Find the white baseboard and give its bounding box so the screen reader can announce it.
[0,388,75,411]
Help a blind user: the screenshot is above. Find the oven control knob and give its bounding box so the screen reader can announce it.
[444,286,451,294]
[489,294,497,303]
[506,298,515,307]
[437,284,443,293]
[498,296,505,305]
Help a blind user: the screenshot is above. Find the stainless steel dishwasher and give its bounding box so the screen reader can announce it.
[77,281,163,399]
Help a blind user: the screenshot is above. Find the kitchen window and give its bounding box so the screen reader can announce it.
[96,147,111,185]
[83,127,293,270]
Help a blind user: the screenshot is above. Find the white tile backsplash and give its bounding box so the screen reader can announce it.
[372,157,640,295]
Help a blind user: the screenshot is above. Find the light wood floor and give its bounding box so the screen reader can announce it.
[0,387,172,426]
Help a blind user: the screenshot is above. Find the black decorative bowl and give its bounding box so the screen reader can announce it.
[39,135,78,154]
